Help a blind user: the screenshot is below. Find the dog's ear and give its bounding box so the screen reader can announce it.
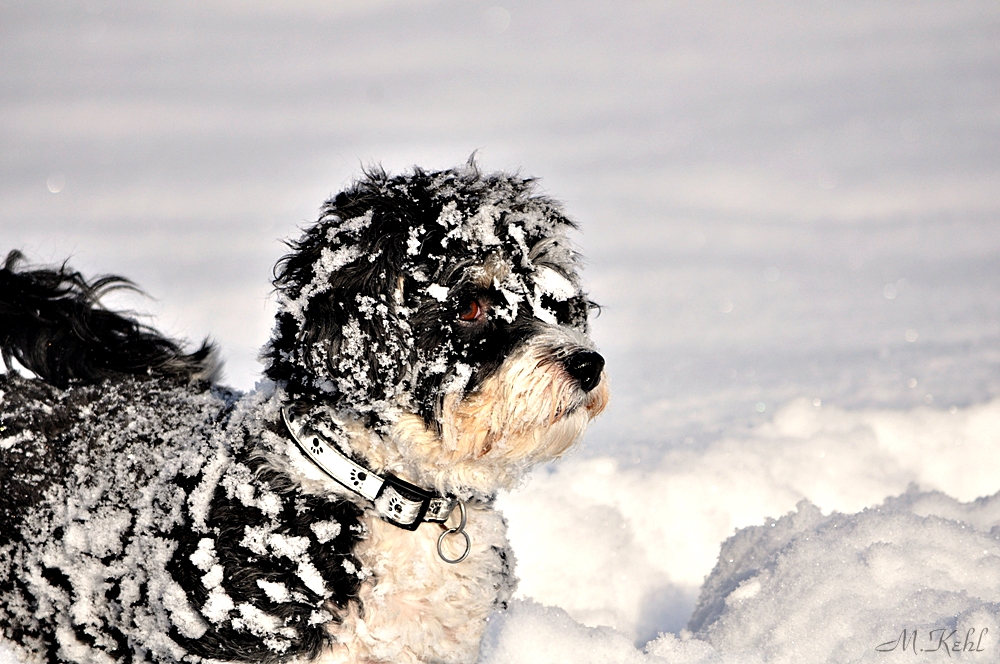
[263,207,415,416]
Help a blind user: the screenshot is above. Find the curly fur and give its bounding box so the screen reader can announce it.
[0,161,608,664]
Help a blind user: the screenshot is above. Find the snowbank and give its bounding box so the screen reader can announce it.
[483,489,1000,663]
[689,492,1000,661]
[499,397,1000,644]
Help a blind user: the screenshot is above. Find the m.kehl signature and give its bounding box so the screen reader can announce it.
[877,628,988,655]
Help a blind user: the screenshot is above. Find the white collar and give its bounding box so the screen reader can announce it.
[281,406,457,531]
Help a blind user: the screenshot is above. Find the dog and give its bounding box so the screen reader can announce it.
[0,162,608,664]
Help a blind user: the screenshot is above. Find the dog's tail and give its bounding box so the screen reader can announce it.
[0,250,220,388]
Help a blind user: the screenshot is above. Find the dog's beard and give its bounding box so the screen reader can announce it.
[390,335,608,497]
[441,342,608,461]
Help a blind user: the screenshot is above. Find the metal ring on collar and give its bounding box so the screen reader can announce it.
[436,500,471,564]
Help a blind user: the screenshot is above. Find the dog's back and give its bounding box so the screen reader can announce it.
[0,250,221,530]
[0,249,223,535]
[0,252,222,659]
[0,253,367,664]
[0,371,232,648]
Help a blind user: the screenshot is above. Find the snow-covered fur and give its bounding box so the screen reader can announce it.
[0,162,608,664]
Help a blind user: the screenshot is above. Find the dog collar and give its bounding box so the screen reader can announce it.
[281,407,458,532]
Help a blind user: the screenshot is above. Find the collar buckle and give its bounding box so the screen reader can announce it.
[373,474,458,530]
[375,473,434,530]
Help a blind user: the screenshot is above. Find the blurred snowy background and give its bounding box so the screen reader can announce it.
[3,1,1000,662]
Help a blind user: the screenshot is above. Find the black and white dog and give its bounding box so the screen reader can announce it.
[0,163,608,664]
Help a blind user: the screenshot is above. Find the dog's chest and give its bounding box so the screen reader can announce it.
[323,503,515,664]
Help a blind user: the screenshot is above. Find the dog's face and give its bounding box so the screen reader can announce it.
[265,164,607,491]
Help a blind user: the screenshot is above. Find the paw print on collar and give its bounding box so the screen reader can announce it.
[384,492,405,515]
[349,468,368,489]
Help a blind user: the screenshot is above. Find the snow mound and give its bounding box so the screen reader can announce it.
[482,489,1000,664]
[500,397,1000,641]
[689,490,1000,661]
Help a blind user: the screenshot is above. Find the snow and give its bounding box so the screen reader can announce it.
[485,482,1000,663]
[202,588,237,625]
[532,267,576,302]
[4,1,1000,662]
[257,579,292,604]
[190,537,219,572]
[310,519,343,544]
[690,494,1000,659]
[506,397,1000,602]
[426,283,450,302]
[496,397,1000,658]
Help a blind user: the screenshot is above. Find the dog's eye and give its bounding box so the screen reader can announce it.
[458,299,485,322]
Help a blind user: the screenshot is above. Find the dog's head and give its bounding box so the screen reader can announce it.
[264,162,607,494]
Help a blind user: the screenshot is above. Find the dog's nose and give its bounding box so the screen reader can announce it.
[563,350,605,393]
